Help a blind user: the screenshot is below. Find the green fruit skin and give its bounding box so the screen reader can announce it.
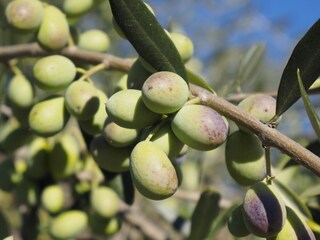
[16,179,39,206]
[114,74,128,92]
[126,60,151,90]
[149,122,184,160]
[90,136,130,172]
[41,185,64,214]
[103,119,140,147]
[225,130,266,186]
[169,32,194,62]
[171,104,228,151]
[5,0,44,30]
[142,71,189,114]
[49,210,88,239]
[63,0,93,16]
[33,55,76,91]
[25,137,50,179]
[227,204,250,237]
[0,118,32,153]
[237,94,278,131]
[7,74,34,108]
[48,133,80,180]
[78,29,110,52]
[0,158,17,191]
[37,5,70,50]
[130,141,178,200]
[243,181,287,238]
[270,207,315,240]
[65,80,100,120]
[91,186,119,218]
[106,89,161,129]
[90,214,121,236]
[79,89,108,135]
[29,96,69,137]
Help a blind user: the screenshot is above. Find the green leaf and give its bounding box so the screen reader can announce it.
[187,69,216,94]
[236,43,265,87]
[273,179,313,220]
[109,0,187,80]
[297,68,320,140]
[188,190,220,240]
[207,204,238,239]
[275,19,320,118]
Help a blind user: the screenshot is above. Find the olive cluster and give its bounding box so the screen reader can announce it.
[1,0,230,238]
[225,95,315,239]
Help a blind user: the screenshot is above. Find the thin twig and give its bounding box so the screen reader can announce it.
[0,43,319,176]
[0,42,134,71]
[190,84,320,176]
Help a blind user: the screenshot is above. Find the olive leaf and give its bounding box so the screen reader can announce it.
[187,69,216,94]
[297,68,320,140]
[236,43,265,87]
[109,0,187,80]
[188,190,220,240]
[273,179,313,220]
[275,19,320,119]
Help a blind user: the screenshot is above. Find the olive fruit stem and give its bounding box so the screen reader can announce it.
[183,96,201,106]
[264,146,273,185]
[77,63,107,82]
[9,59,23,76]
[146,117,170,141]
[190,84,320,176]
[1,43,320,176]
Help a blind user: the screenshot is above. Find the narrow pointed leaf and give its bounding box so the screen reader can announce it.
[109,0,187,80]
[187,69,216,94]
[237,43,265,85]
[297,69,320,140]
[188,190,220,240]
[273,179,313,220]
[276,19,320,117]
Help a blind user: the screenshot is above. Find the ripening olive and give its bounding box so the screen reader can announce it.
[7,74,34,108]
[16,178,39,206]
[106,89,161,129]
[78,29,110,52]
[90,136,130,173]
[29,96,69,137]
[142,71,189,114]
[243,181,286,238]
[270,206,316,240]
[225,130,266,186]
[33,55,76,91]
[5,0,44,30]
[41,184,64,214]
[237,94,278,131]
[25,137,50,179]
[37,5,70,50]
[65,80,100,120]
[90,186,119,218]
[48,133,80,180]
[148,122,184,160]
[130,141,178,200]
[79,89,108,135]
[49,210,88,239]
[90,214,122,236]
[0,118,32,152]
[227,204,250,237]
[126,60,151,90]
[103,119,140,147]
[171,104,228,151]
[63,0,93,16]
[169,32,194,62]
